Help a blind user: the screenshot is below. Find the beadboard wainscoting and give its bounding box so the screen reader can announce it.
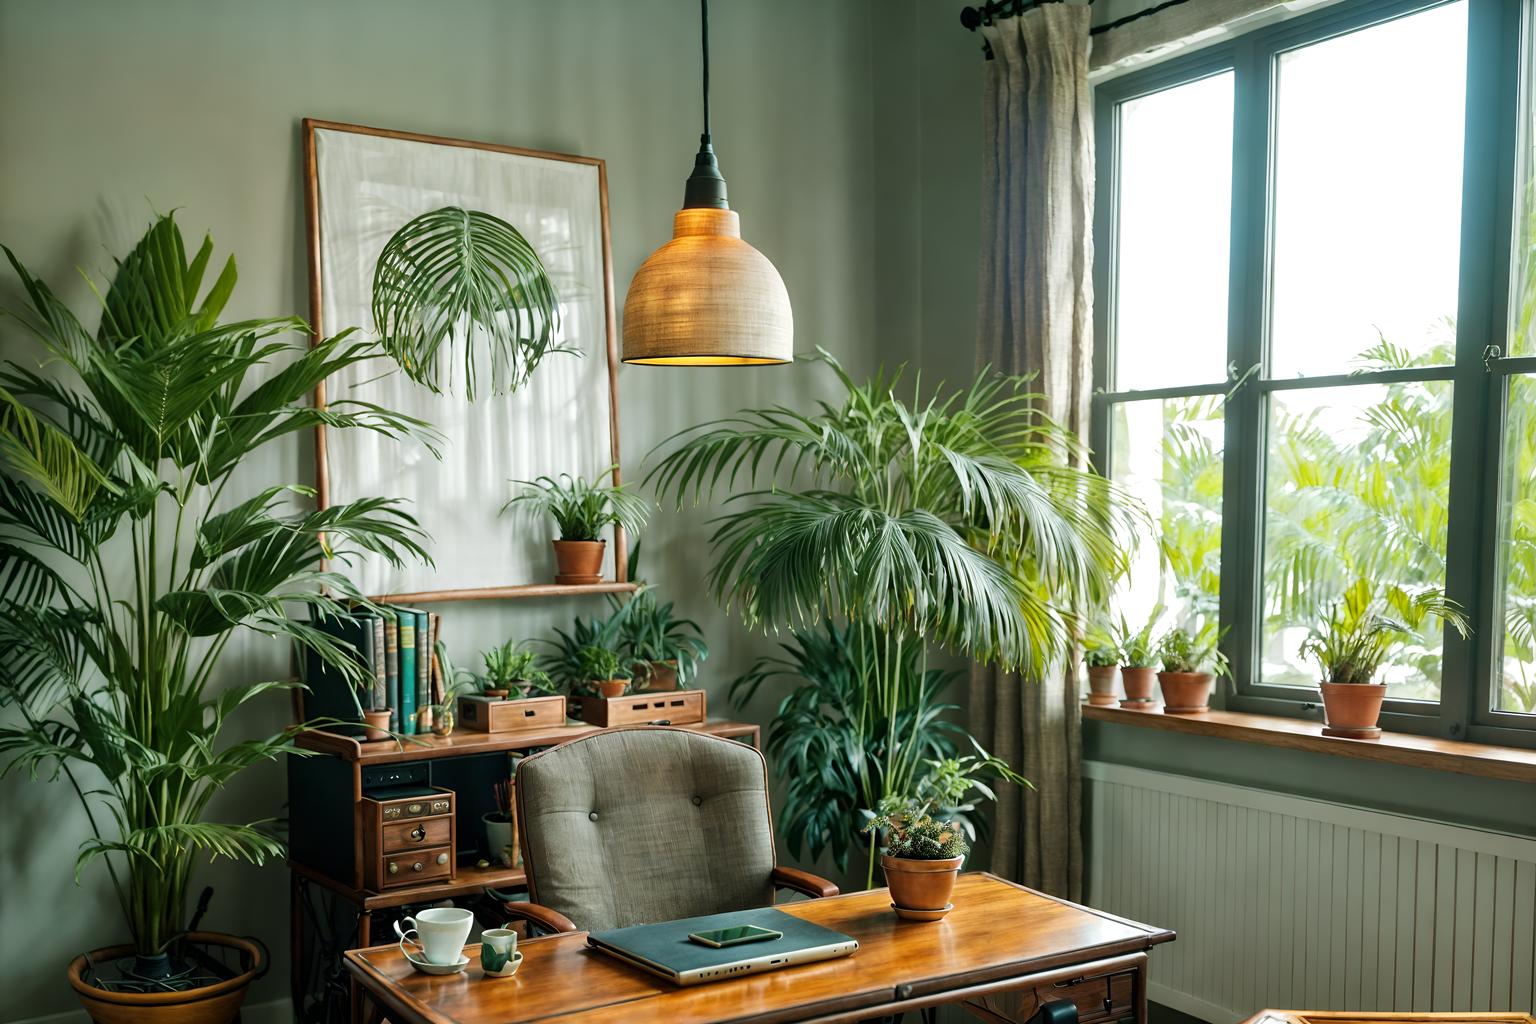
[1085,762,1536,1022]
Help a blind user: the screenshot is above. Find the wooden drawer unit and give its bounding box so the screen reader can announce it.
[458,694,567,732]
[361,786,456,892]
[965,966,1136,1023]
[568,688,706,727]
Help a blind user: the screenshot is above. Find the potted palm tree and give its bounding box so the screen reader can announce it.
[650,350,1140,886]
[0,215,430,1023]
[1155,622,1227,713]
[1115,614,1161,706]
[502,470,650,584]
[1082,622,1121,706]
[1300,581,1469,738]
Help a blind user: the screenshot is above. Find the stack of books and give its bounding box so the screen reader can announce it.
[301,603,445,735]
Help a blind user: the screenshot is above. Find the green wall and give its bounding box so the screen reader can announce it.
[0,1,911,1017]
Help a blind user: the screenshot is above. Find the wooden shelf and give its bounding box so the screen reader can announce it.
[367,581,638,604]
[1083,702,1536,784]
[295,718,761,765]
[292,859,529,912]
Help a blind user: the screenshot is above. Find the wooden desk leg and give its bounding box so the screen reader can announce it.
[1135,956,1149,1024]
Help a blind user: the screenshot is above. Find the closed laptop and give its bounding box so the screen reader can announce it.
[587,906,858,985]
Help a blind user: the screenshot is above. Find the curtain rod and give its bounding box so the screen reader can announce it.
[960,0,1193,50]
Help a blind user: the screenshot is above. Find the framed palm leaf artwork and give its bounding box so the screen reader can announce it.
[302,119,626,601]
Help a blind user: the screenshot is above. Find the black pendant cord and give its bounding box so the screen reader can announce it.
[960,0,1194,54]
[683,0,729,209]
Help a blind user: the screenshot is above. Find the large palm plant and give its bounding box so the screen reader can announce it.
[0,214,432,958]
[649,351,1136,818]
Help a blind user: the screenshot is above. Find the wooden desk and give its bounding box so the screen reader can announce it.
[345,872,1175,1024]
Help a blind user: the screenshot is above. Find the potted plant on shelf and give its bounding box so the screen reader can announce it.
[481,639,556,699]
[483,771,519,868]
[0,214,430,1023]
[1116,614,1161,706]
[1155,622,1228,714]
[1299,581,1469,739]
[616,588,708,690]
[576,645,632,698]
[502,470,650,584]
[1082,621,1121,706]
[864,798,970,921]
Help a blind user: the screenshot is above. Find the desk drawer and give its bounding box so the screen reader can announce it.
[369,846,453,889]
[380,816,451,853]
[964,968,1134,1024]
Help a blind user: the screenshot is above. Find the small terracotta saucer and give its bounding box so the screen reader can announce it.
[891,902,954,922]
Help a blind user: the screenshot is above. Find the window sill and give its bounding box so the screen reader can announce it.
[1081,702,1536,784]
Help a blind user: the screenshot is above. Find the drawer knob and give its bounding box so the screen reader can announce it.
[411,861,425,872]
[436,852,449,865]
[407,802,424,814]
[388,862,399,875]
[410,826,426,842]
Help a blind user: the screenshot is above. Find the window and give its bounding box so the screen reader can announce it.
[1093,0,1534,745]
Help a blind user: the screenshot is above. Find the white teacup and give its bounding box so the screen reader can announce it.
[396,907,474,965]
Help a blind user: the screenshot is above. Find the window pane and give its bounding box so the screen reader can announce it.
[1262,379,1454,700]
[1269,2,1466,377]
[1110,397,1224,630]
[1114,73,1233,391]
[1497,373,1536,714]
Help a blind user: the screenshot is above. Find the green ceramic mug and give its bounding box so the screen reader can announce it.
[480,928,518,976]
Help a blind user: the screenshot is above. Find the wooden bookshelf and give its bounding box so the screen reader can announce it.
[367,580,638,604]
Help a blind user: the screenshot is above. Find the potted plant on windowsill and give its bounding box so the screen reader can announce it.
[865,799,970,922]
[1300,582,1468,739]
[576,645,632,698]
[1155,622,1227,714]
[1116,614,1160,706]
[616,588,708,691]
[502,470,650,585]
[1082,621,1121,707]
[0,214,431,1024]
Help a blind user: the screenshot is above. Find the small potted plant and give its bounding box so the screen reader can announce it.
[430,645,480,737]
[502,469,650,584]
[1116,614,1160,705]
[576,644,632,698]
[1300,583,1468,739]
[1082,622,1121,706]
[617,589,708,690]
[1155,622,1228,714]
[481,639,556,699]
[865,797,970,921]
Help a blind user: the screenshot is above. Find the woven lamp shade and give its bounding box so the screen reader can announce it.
[622,207,792,365]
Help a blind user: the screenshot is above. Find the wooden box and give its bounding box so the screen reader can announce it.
[568,688,706,728]
[457,694,567,733]
[360,786,456,891]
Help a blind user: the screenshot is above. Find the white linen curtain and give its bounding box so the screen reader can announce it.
[970,1,1094,901]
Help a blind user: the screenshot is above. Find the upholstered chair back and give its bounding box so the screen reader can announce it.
[514,728,777,931]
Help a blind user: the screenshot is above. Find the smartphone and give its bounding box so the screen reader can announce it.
[687,924,784,948]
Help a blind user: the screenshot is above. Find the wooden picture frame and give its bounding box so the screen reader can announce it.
[302,119,628,603]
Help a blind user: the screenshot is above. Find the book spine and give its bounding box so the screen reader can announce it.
[429,612,443,706]
[398,611,417,735]
[383,613,400,733]
[415,610,431,728]
[370,614,386,711]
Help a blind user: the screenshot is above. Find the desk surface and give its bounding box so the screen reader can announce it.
[344,871,1175,1024]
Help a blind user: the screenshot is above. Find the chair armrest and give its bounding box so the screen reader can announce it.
[771,865,839,899]
[500,900,579,935]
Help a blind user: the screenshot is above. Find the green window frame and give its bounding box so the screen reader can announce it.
[1091,0,1534,747]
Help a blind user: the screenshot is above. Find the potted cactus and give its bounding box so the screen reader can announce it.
[1300,583,1468,739]
[1155,622,1228,714]
[865,798,969,922]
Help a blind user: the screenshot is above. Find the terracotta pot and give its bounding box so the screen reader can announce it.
[881,854,964,917]
[552,539,605,585]
[596,678,628,699]
[361,709,391,743]
[1119,666,1157,704]
[644,660,680,691]
[484,688,509,700]
[1319,681,1387,738]
[1157,671,1213,713]
[68,932,264,1024]
[1086,665,1120,706]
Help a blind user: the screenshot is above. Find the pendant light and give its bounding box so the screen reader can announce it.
[621,0,793,365]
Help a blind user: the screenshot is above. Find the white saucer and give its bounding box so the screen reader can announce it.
[482,950,524,978]
[405,951,471,975]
